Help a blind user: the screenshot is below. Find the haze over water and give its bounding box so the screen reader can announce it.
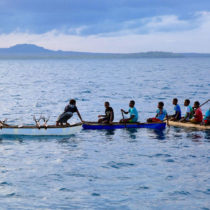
[0,58,210,209]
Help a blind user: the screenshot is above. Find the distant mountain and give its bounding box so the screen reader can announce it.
[0,44,210,58]
[0,44,52,53]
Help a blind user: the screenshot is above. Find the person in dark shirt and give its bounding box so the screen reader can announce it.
[56,99,83,126]
[98,102,114,123]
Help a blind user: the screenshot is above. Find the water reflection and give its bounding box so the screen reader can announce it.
[105,130,115,136]
[147,129,166,140]
[204,130,210,141]
[186,132,203,143]
[126,128,138,139]
[153,129,166,140]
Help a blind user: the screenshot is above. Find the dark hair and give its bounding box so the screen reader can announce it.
[194,101,200,106]
[185,99,190,104]
[69,99,76,105]
[105,101,110,106]
[159,101,164,107]
[173,98,178,102]
[130,100,135,105]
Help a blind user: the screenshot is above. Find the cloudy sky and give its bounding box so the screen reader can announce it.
[0,0,210,53]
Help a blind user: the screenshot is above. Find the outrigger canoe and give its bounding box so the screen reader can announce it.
[168,120,210,130]
[0,123,82,136]
[82,122,166,130]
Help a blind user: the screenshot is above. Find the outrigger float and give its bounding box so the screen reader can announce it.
[82,122,166,130]
[168,120,210,130]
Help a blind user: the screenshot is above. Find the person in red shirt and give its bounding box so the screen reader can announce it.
[190,101,203,123]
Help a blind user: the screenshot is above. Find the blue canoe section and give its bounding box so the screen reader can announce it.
[82,122,166,130]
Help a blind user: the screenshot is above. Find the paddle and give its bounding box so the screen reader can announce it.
[199,99,210,108]
[121,110,127,128]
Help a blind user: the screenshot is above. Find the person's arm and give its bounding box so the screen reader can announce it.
[109,111,113,123]
[184,112,190,120]
[166,114,170,127]
[77,110,83,122]
[174,111,180,120]
[98,115,106,118]
[121,109,129,114]
[124,114,134,121]
[129,115,134,120]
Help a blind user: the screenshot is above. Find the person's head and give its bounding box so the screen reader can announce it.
[129,100,135,108]
[104,101,110,108]
[194,101,200,108]
[184,99,190,106]
[69,99,76,105]
[158,101,164,109]
[173,98,178,105]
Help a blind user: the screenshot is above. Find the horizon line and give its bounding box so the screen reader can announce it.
[1,43,210,55]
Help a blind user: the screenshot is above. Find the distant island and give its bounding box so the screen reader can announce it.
[0,44,210,59]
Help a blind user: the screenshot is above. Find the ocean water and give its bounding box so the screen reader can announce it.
[0,58,209,209]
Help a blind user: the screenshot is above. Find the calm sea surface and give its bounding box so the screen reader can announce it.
[0,58,210,209]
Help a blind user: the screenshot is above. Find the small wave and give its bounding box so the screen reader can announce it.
[0,181,12,186]
[59,188,73,192]
[137,186,150,190]
[165,159,175,162]
[81,90,91,94]
[165,175,174,180]
[6,192,16,197]
[154,153,171,158]
[169,191,191,196]
[91,192,100,196]
[107,161,135,169]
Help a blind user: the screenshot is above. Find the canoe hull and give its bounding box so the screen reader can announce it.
[0,124,81,136]
[82,122,166,130]
[168,121,210,130]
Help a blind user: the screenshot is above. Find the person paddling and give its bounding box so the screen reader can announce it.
[120,100,138,123]
[98,102,114,123]
[56,99,83,126]
[190,101,203,123]
[170,98,181,121]
[147,101,169,123]
[180,99,193,122]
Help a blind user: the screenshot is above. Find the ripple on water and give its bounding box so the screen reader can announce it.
[169,191,191,196]
[0,181,12,186]
[107,161,135,169]
[165,159,175,162]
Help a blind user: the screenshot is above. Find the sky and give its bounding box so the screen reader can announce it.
[0,0,210,53]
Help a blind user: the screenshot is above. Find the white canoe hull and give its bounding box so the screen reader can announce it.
[0,124,81,136]
[168,121,210,130]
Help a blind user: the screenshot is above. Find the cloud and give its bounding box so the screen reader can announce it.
[1,0,210,34]
[0,11,210,53]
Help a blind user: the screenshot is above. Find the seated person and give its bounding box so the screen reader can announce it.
[120,100,138,123]
[170,98,181,121]
[56,99,83,126]
[180,99,194,122]
[147,101,168,123]
[204,108,210,125]
[98,102,114,123]
[190,101,203,123]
